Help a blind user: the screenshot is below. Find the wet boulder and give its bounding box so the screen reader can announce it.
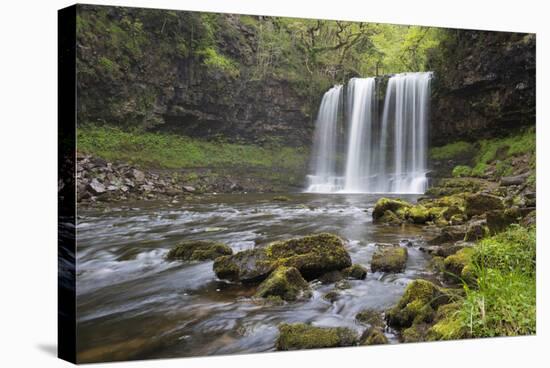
[386,280,451,329]
[464,220,489,241]
[486,208,521,234]
[166,240,232,261]
[342,264,368,280]
[355,309,385,328]
[213,233,352,283]
[427,225,468,245]
[370,246,408,273]
[464,193,504,217]
[276,323,358,350]
[360,327,389,345]
[255,266,311,302]
[372,198,412,222]
[443,247,474,282]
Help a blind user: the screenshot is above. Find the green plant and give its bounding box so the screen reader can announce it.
[452,165,472,177]
[430,141,476,160]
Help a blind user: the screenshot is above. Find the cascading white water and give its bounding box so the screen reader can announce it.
[305,85,344,193]
[382,72,432,193]
[305,72,432,194]
[343,78,376,192]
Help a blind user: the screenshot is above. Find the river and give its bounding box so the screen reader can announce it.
[76,193,440,362]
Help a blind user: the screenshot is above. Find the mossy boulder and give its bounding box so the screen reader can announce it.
[464,220,489,241]
[426,303,466,341]
[255,266,311,302]
[272,195,290,202]
[342,264,367,280]
[443,247,474,282]
[166,240,232,261]
[464,193,504,217]
[427,225,468,245]
[355,309,385,328]
[373,198,412,221]
[213,233,352,283]
[371,246,408,273]
[402,323,431,343]
[386,280,451,328]
[405,205,432,224]
[486,208,520,234]
[323,290,340,303]
[378,210,404,225]
[276,323,358,350]
[360,328,389,345]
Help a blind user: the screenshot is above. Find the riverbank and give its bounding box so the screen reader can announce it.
[76,126,309,204]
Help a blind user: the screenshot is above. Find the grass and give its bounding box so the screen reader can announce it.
[430,141,475,160]
[444,225,536,338]
[77,126,309,171]
[446,128,535,178]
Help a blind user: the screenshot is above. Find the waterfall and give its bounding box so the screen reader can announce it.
[305,72,432,194]
[305,85,343,193]
[343,78,376,192]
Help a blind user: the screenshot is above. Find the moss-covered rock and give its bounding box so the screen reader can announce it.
[427,225,468,245]
[405,205,433,224]
[486,208,520,234]
[426,303,466,341]
[464,193,504,217]
[378,210,405,225]
[255,266,311,301]
[371,246,408,273]
[402,323,431,343]
[272,195,290,202]
[355,309,385,328]
[443,247,474,282]
[464,220,489,242]
[323,290,340,303]
[373,198,412,221]
[386,280,450,329]
[213,233,352,283]
[276,323,358,350]
[166,240,232,261]
[342,264,367,280]
[360,327,389,345]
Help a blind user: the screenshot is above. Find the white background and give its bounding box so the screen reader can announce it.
[0,0,547,366]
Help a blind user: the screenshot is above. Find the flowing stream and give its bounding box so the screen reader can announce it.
[306,72,433,194]
[76,193,440,362]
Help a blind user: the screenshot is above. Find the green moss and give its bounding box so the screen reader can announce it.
[361,328,389,345]
[430,141,475,160]
[464,193,504,218]
[198,46,240,78]
[372,198,412,221]
[471,162,488,177]
[452,165,473,178]
[255,266,310,301]
[214,233,352,282]
[166,240,232,261]
[355,309,384,328]
[342,264,367,280]
[371,246,408,273]
[443,247,474,281]
[272,195,290,202]
[386,280,452,328]
[276,323,358,350]
[77,126,309,171]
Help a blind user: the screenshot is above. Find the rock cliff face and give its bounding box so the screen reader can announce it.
[76,6,314,147]
[430,31,535,146]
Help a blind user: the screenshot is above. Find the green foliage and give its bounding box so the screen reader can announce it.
[452,165,472,178]
[475,128,535,165]
[472,225,536,276]
[430,141,475,160]
[440,225,536,338]
[471,162,488,177]
[460,269,535,337]
[198,47,240,77]
[77,126,308,171]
